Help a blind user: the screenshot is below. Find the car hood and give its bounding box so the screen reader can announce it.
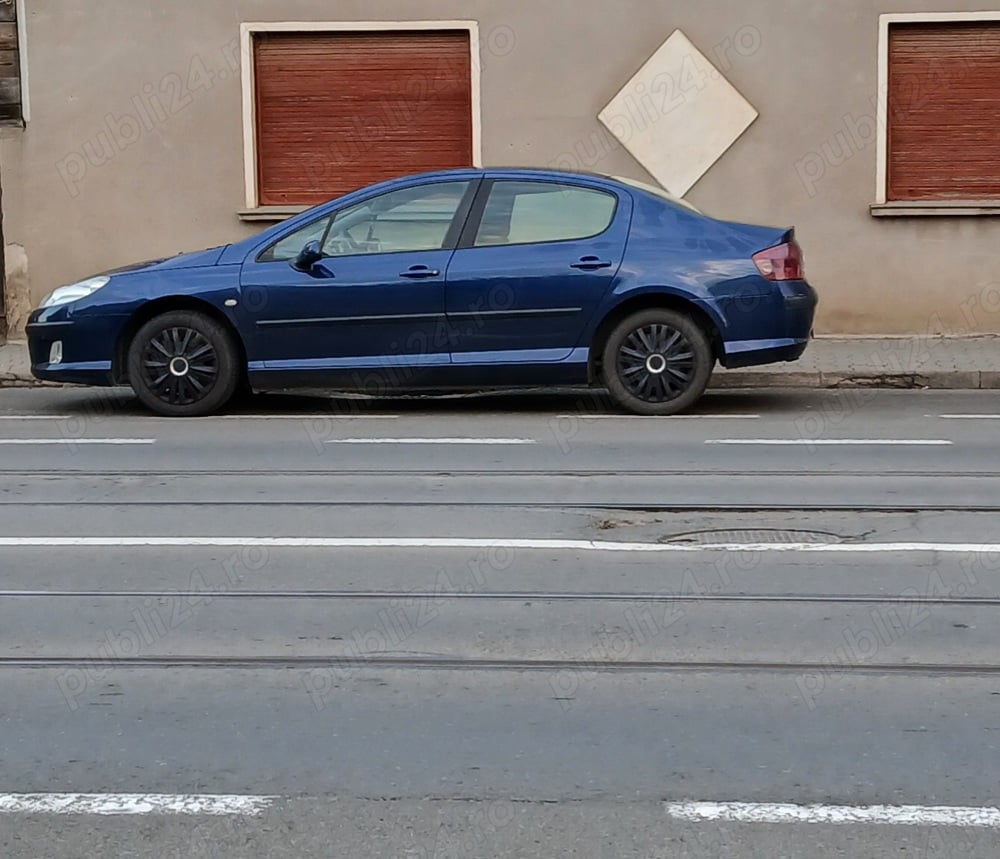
[103,245,228,276]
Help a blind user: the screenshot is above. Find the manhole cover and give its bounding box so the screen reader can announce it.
[664,529,844,545]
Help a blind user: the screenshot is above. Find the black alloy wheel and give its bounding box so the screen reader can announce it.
[602,308,714,416]
[127,310,241,417]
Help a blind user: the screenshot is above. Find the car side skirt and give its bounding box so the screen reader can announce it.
[248,349,591,392]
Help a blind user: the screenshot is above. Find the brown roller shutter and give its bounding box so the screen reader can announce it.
[888,22,1000,201]
[254,30,473,207]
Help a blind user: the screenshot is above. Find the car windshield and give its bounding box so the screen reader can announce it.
[611,176,703,215]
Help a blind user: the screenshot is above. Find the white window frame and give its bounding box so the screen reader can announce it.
[240,20,483,211]
[876,11,1000,205]
[13,0,28,122]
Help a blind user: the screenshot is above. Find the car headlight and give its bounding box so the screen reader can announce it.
[39,276,111,309]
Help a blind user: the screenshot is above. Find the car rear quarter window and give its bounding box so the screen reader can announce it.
[475,182,618,247]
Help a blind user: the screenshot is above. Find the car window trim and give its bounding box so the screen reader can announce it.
[441,177,483,251]
[457,179,496,250]
[319,215,336,251]
[457,178,621,251]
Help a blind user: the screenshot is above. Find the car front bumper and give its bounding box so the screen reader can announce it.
[26,316,123,386]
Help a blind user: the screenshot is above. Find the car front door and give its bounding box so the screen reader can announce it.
[239,180,477,387]
[444,178,631,366]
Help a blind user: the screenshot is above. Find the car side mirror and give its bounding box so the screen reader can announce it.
[290,240,324,273]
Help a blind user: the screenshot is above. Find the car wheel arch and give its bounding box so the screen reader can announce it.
[114,297,248,385]
[587,292,724,386]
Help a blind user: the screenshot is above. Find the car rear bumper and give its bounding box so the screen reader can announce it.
[722,337,811,369]
[718,279,817,369]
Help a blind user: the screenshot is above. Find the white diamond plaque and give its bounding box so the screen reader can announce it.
[599,30,758,197]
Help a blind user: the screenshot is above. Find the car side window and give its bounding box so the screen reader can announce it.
[322,181,472,258]
[257,217,332,263]
[474,182,618,248]
[258,181,473,263]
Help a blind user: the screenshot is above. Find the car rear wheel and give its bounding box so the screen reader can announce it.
[127,310,240,417]
[601,309,714,416]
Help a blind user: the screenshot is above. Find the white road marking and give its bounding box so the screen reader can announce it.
[557,415,761,420]
[0,416,73,421]
[325,438,537,445]
[665,801,1000,828]
[0,537,998,554]
[936,414,1000,420]
[3,794,994,825]
[0,439,156,446]
[705,439,953,446]
[0,415,401,422]
[0,793,274,816]
[212,415,400,421]
[4,794,995,825]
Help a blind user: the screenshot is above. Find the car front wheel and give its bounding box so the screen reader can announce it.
[602,308,714,416]
[127,310,241,417]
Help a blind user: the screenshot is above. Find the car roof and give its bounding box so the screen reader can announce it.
[404,167,624,185]
[404,168,701,213]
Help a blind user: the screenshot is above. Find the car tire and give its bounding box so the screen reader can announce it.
[127,310,241,417]
[601,308,714,416]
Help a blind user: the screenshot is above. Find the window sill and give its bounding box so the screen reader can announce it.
[871,201,1000,218]
[237,206,310,223]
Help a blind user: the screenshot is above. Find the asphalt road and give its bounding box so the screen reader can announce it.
[1,386,999,857]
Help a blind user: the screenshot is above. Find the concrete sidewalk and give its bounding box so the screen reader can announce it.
[714,335,1000,389]
[1,336,999,390]
[0,341,40,387]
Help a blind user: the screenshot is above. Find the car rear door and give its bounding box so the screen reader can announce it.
[444,178,631,365]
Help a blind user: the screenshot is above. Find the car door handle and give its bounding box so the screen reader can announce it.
[400,266,441,279]
[571,257,613,271]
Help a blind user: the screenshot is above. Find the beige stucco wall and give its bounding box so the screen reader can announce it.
[4,0,1000,336]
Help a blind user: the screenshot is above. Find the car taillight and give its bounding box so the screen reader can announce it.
[753,241,805,281]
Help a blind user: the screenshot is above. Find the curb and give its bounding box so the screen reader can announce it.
[1,372,998,391]
[710,371,998,390]
[0,379,67,388]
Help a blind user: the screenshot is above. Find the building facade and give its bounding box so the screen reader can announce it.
[3,0,1000,338]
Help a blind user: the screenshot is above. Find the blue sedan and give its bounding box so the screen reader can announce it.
[27,169,817,416]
